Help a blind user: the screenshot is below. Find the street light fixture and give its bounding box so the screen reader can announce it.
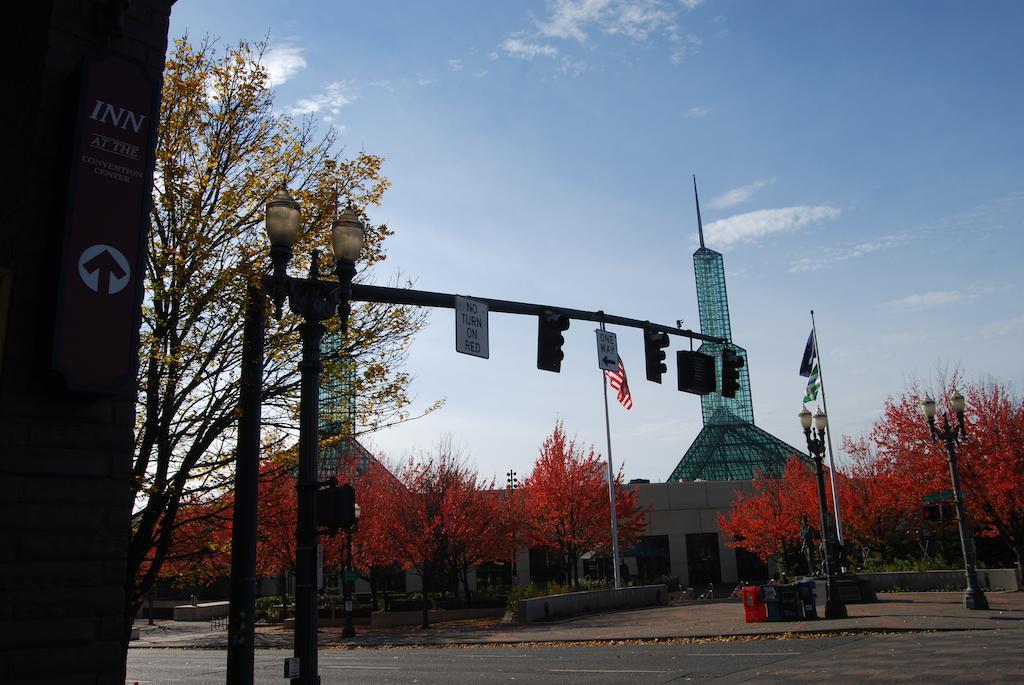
[228,186,365,685]
[799,406,848,619]
[920,392,989,610]
[506,471,519,585]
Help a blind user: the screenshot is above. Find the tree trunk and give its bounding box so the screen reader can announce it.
[279,572,288,621]
[369,568,379,612]
[420,568,430,629]
[463,567,473,605]
[121,592,145,663]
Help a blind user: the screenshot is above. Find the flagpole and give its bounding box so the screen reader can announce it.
[810,309,844,546]
[599,320,623,590]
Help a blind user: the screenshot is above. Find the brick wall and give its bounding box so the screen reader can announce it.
[0,2,173,682]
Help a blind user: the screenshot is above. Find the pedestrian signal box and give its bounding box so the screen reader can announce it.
[677,350,716,395]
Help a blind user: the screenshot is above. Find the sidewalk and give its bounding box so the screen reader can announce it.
[130,591,1024,650]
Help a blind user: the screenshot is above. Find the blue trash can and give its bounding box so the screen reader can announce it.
[776,584,801,620]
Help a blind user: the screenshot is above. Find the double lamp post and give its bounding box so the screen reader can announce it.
[798,407,848,619]
[920,391,988,610]
[227,187,365,685]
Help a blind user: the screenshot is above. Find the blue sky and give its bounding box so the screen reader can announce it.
[170,1,1024,483]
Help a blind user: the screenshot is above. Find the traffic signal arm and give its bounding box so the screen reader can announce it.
[350,283,728,345]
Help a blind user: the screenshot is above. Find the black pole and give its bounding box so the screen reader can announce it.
[804,427,847,619]
[227,282,265,685]
[938,422,989,610]
[293,316,325,684]
[342,529,355,637]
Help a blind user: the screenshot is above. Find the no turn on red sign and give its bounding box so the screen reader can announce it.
[455,296,489,359]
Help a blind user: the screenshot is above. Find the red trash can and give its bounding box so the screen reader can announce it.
[742,585,767,623]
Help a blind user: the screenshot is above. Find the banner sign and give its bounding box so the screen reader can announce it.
[53,54,159,392]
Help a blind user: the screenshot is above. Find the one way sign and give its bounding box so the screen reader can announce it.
[595,330,618,372]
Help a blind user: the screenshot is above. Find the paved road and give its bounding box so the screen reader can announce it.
[127,629,1023,684]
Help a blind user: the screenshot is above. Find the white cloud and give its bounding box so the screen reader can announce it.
[787,233,908,273]
[685,105,709,118]
[708,178,775,210]
[448,59,464,72]
[288,80,356,116]
[537,0,683,43]
[261,45,307,87]
[881,290,974,312]
[671,46,689,64]
[704,205,840,247]
[561,57,588,76]
[416,77,436,87]
[537,0,610,43]
[369,79,395,92]
[501,37,559,59]
[974,315,1024,340]
[473,69,489,79]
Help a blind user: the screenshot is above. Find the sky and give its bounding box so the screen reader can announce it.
[169,1,1024,484]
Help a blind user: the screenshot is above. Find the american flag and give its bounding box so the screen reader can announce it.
[605,356,633,410]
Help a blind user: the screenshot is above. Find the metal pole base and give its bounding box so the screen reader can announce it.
[964,589,989,610]
[824,599,848,619]
[341,624,355,638]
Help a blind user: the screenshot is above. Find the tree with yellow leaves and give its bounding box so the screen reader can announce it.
[125,36,433,640]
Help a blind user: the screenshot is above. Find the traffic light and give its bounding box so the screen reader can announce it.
[537,310,570,372]
[677,350,716,395]
[316,483,356,533]
[643,328,670,383]
[721,348,744,398]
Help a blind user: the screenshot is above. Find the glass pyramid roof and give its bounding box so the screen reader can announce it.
[668,408,807,481]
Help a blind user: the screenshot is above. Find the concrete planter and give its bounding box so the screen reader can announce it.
[172,601,230,621]
[518,584,669,623]
[369,607,505,628]
[860,568,1021,592]
[282,615,371,628]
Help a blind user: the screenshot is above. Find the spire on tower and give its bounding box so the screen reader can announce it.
[693,174,705,248]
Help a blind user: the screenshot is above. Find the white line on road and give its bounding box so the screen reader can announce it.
[685,652,801,656]
[550,669,668,674]
[324,665,401,670]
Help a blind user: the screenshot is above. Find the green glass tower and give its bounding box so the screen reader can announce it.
[318,330,372,481]
[668,179,805,482]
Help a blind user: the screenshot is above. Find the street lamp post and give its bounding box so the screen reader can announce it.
[342,503,361,638]
[799,407,848,619]
[506,471,519,585]
[229,188,365,685]
[920,392,989,610]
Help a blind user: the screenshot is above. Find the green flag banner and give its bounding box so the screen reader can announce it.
[803,362,820,403]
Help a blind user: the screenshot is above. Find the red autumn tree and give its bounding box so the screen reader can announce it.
[373,441,503,627]
[255,459,297,612]
[445,481,515,602]
[155,495,233,588]
[841,433,924,566]
[325,454,405,607]
[844,378,1024,569]
[522,423,647,588]
[717,455,821,577]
